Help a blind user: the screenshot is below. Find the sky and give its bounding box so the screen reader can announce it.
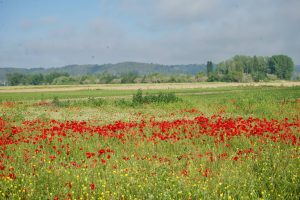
[0,0,299,68]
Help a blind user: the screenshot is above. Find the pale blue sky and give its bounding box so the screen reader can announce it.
[0,0,299,68]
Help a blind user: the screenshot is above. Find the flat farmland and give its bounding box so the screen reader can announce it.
[0,83,299,199]
[1,81,300,93]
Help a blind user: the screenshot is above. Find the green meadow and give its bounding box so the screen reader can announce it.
[0,84,299,199]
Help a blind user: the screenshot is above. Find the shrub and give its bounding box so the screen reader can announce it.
[132,89,180,106]
[132,89,143,105]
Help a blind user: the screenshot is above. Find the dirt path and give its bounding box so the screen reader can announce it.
[0,81,299,93]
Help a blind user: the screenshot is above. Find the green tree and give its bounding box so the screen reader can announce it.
[52,76,78,85]
[28,74,44,85]
[45,72,69,84]
[6,73,26,86]
[195,72,207,82]
[97,72,116,84]
[252,56,263,81]
[268,55,294,80]
[216,61,228,75]
[206,61,213,76]
[207,72,220,82]
[120,72,138,83]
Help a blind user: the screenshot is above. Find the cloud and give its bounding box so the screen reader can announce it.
[154,0,218,23]
[0,0,299,67]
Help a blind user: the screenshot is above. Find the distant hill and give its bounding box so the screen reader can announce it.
[0,62,206,82]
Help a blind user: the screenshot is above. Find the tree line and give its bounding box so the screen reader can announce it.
[5,54,295,86]
[6,72,70,86]
[208,54,294,82]
[5,72,201,85]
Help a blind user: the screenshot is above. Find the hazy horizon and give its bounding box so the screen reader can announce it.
[1,0,299,68]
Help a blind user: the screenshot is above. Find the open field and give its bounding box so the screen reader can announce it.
[1,81,300,103]
[1,81,300,93]
[0,83,300,199]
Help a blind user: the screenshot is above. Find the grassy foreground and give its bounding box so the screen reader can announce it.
[0,84,299,199]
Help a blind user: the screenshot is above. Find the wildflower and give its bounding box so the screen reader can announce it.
[202,169,211,177]
[181,169,188,177]
[86,152,95,159]
[49,155,56,161]
[232,156,239,161]
[9,173,16,180]
[90,183,95,190]
[98,149,105,155]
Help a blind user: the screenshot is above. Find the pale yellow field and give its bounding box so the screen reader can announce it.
[0,81,299,93]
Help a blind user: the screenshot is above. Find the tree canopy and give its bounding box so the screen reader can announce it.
[4,54,296,85]
[210,54,294,82]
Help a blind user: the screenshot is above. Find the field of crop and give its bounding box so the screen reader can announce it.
[0,83,299,199]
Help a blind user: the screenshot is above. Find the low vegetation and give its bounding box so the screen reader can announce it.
[2,54,298,86]
[132,89,180,105]
[0,85,299,199]
[51,90,180,108]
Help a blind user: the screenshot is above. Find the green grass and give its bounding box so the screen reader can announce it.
[0,85,299,199]
[0,85,298,101]
[1,86,299,121]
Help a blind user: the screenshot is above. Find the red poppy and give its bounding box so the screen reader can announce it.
[98,149,105,155]
[90,183,95,190]
[9,173,16,180]
[86,152,95,159]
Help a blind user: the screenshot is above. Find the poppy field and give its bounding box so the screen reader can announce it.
[0,85,300,199]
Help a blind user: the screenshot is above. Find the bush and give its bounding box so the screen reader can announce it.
[132,89,143,105]
[132,89,180,106]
